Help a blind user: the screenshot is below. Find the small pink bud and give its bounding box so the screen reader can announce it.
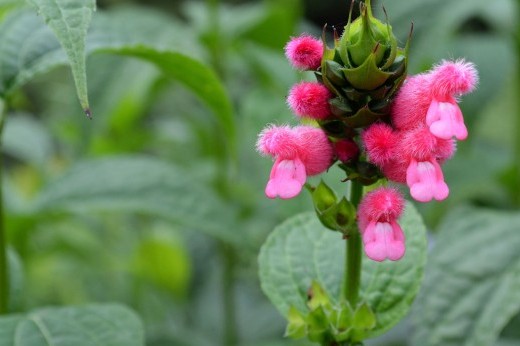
[362,123,397,166]
[426,99,467,140]
[287,82,332,120]
[333,139,359,162]
[406,158,449,202]
[284,35,323,71]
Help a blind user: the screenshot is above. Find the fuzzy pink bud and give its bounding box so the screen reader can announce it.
[287,82,333,120]
[362,123,397,166]
[256,125,300,159]
[284,35,323,71]
[333,139,359,162]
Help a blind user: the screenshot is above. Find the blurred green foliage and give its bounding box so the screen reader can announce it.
[0,0,519,345]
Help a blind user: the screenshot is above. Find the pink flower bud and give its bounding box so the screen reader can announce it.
[287,82,332,120]
[333,139,359,162]
[362,123,397,166]
[284,35,323,71]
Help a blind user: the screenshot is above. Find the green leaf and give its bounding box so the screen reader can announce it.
[0,304,144,345]
[31,156,239,244]
[412,207,520,346]
[0,8,235,157]
[26,0,95,114]
[258,202,427,338]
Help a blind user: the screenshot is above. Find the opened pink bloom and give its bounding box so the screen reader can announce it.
[406,158,448,202]
[358,187,405,262]
[426,98,467,140]
[257,125,333,199]
[391,60,478,141]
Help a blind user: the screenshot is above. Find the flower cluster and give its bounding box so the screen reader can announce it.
[256,0,478,262]
[363,60,478,202]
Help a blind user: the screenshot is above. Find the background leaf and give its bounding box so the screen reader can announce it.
[31,156,240,245]
[412,207,520,346]
[0,304,144,346]
[258,201,427,338]
[26,0,96,113]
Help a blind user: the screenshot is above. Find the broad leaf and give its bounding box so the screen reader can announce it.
[0,304,143,345]
[31,156,239,244]
[258,202,427,338]
[26,0,95,114]
[0,8,235,156]
[412,207,520,346]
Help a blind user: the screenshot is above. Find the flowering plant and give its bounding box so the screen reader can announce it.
[257,0,478,344]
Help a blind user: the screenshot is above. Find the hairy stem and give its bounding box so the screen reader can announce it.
[0,99,7,314]
[343,181,363,307]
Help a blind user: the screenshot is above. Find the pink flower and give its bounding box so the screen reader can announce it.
[391,59,478,140]
[406,158,449,202]
[426,98,467,140]
[287,82,333,120]
[284,35,323,71]
[358,187,406,262]
[257,125,333,199]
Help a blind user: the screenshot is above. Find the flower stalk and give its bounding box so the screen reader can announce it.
[343,181,363,307]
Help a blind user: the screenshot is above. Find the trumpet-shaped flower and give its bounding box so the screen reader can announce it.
[358,187,406,261]
[257,125,333,199]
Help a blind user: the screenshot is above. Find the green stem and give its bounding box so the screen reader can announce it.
[514,6,520,206]
[221,242,238,345]
[343,181,363,307]
[0,99,7,314]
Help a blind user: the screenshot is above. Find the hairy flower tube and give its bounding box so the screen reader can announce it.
[285,35,323,71]
[358,187,405,262]
[257,125,333,199]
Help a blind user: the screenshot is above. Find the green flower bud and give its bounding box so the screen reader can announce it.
[339,0,397,69]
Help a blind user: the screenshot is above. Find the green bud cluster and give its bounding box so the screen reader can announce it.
[316,0,410,135]
[311,181,357,236]
[286,282,376,345]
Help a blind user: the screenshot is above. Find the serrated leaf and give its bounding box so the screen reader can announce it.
[412,207,520,346]
[258,202,426,338]
[31,156,239,244]
[26,0,95,114]
[0,304,143,346]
